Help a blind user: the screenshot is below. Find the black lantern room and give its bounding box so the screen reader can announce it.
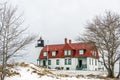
[36,37,44,47]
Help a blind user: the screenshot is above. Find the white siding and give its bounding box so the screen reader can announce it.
[39,57,101,71]
[47,58,77,70]
[87,57,99,71]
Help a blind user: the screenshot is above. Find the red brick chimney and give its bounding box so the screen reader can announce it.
[69,40,71,44]
[65,38,67,44]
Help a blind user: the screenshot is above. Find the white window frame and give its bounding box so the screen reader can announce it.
[64,50,71,56]
[52,51,56,56]
[79,49,84,54]
[64,50,68,55]
[43,51,47,56]
[68,50,71,55]
[94,51,96,56]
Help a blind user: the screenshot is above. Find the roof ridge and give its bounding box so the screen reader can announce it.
[46,42,88,45]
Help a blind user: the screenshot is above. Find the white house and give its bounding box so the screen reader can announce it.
[37,38,104,71]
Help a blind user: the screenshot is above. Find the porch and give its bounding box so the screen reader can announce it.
[76,64,87,70]
[37,58,47,67]
[76,57,87,70]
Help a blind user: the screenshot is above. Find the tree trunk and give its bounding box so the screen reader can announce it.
[107,69,114,78]
[1,74,5,80]
[117,72,120,78]
[116,59,120,78]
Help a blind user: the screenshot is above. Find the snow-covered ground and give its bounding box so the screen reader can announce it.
[4,62,117,80]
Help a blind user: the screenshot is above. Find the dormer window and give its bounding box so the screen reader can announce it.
[64,50,71,56]
[91,50,96,56]
[94,51,96,56]
[43,51,47,56]
[79,49,84,54]
[52,51,56,56]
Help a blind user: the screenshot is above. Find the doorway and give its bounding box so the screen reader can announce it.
[78,60,82,67]
[43,60,46,66]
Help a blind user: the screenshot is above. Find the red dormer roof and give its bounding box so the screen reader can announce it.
[38,38,99,59]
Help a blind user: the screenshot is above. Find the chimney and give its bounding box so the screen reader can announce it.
[64,38,67,44]
[69,40,72,44]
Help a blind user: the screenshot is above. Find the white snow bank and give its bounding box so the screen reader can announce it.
[5,62,105,80]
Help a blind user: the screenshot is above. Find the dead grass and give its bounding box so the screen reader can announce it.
[13,62,19,66]
[31,65,54,77]
[76,75,84,78]
[6,64,14,68]
[85,74,120,80]
[5,62,120,80]
[96,75,107,79]
[5,69,20,77]
[87,74,97,78]
[19,62,29,67]
[0,62,29,77]
[104,78,120,80]
[57,74,69,77]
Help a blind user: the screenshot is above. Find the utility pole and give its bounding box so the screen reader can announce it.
[46,40,49,69]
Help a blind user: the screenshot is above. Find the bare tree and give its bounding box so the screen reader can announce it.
[77,11,120,78]
[0,3,36,80]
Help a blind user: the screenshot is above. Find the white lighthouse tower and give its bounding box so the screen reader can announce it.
[35,37,44,65]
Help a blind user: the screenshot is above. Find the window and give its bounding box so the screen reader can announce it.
[91,50,96,56]
[68,50,71,55]
[64,50,71,56]
[93,51,95,55]
[66,67,70,70]
[68,59,71,65]
[43,51,47,56]
[65,58,71,65]
[92,59,93,65]
[94,51,96,56]
[48,60,51,65]
[89,58,91,65]
[52,51,56,56]
[95,59,97,65]
[65,59,67,65]
[79,49,84,54]
[56,59,59,65]
[64,50,67,55]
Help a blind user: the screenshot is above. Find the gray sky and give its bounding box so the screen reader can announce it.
[9,0,120,44]
[7,0,120,67]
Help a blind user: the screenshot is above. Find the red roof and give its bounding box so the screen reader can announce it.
[38,38,99,59]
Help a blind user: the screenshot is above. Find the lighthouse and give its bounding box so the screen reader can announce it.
[36,37,44,65]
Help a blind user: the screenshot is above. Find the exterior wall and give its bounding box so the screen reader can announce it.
[98,57,105,71]
[78,57,87,65]
[39,57,95,70]
[87,57,99,71]
[47,58,78,70]
[39,57,101,71]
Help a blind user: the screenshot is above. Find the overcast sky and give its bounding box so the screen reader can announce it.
[6,0,120,65]
[9,0,120,44]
